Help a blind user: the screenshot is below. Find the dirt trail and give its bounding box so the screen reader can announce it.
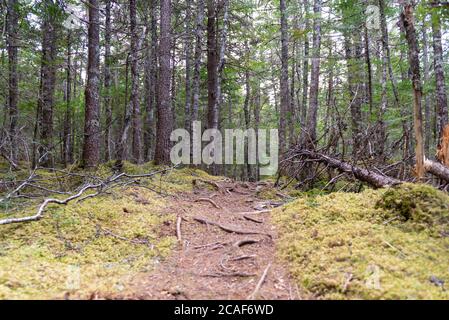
[117,179,301,300]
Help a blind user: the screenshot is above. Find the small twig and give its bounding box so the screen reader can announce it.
[176,215,183,242]
[247,263,272,300]
[235,209,271,215]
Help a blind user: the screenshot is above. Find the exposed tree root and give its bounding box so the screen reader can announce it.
[233,239,260,248]
[192,216,272,238]
[194,197,222,209]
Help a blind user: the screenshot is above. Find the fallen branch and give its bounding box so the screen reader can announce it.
[236,209,271,215]
[193,216,272,238]
[0,184,100,225]
[247,263,272,300]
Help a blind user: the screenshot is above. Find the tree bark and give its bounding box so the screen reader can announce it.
[191,0,205,123]
[184,0,193,132]
[279,0,289,154]
[401,3,425,179]
[82,0,101,168]
[144,0,158,161]
[155,0,174,165]
[303,0,322,147]
[63,31,73,166]
[431,10,448,142]
[103,0,112,161]
[38,1,58,168]
[206,0,218,130]
[130,0,143,164]
[7,0,19,162]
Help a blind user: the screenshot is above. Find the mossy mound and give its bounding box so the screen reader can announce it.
[273,186,449,299]
[376,183,449,235]
[0,163,216,299]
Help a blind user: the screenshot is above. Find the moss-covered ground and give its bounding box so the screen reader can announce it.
[273,183,449,299]
[0,162,218,299]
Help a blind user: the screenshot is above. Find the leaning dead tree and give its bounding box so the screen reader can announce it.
[283,147,449,189]
[285,148,401,188]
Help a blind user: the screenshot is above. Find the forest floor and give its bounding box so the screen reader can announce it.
[111,179,303,300]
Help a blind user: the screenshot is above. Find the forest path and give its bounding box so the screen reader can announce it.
[117,179,301,300]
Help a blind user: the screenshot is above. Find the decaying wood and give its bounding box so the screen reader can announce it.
[193,216,272,238]
[437,124,449,166]
[425,158,449,182]
[247,263,272,300]
[290,149,401,188]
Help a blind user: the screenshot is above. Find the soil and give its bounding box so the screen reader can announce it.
[112,179,303,300]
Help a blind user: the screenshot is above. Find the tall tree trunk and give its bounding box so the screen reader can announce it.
[191,0,205,123]
[103,0,112,161]
[184,0,193,132]
[301,0,310,129]
[130,0,143,164]
[279,0,289,155]
[7,0,19,163]
[82,0,101,168]
[401,3,424,178]
[144,0,158,161]
[206,0,218,130]
[155,0,174,165]
[38,1,58,167]
[303,0,322,146]
[431,10,448,142]
[422,18,431,157]
[216,0,229,119]
[63,31,72,166]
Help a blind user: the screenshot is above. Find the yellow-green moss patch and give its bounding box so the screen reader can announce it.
[273,185,449,299]
[0,163,215,299]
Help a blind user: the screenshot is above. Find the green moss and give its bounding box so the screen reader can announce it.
[0,164,215,299]
[273,187,449,300]
[376,183,449,235]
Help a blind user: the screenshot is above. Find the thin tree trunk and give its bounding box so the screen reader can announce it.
[144,0,158,161]
[155,0,174,165]
[130,0,143,164]
[303,0,321,146]
[191,0,205,123]
[63,31,72,166]
[7,0,19,163]
[82,0,101,168]
[206,0,218,130]
[422,18,431,157]
[103,0,112,161]
[184,0,193,132]
[431,10,448,142]
[279,0,289,155]
[401,3,424,178]
[38,1,58,168]
[301,0,310,129]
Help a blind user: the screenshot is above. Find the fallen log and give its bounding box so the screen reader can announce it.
[295,150,402,188]
[425,159,449,182]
